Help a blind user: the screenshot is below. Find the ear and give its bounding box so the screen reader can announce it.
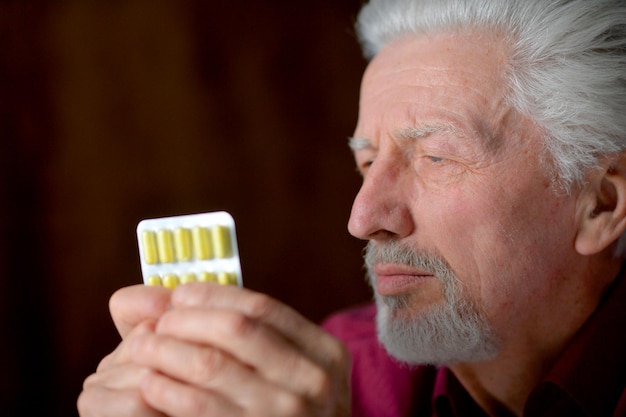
[575,153,626,255]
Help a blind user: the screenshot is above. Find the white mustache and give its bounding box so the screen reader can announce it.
[363,240,456,283]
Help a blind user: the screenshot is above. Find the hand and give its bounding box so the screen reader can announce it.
[129,283,351,416]
[77,285,173,417]
[77,283,351,417]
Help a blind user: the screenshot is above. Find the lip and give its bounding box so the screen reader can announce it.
[374,264,435,296]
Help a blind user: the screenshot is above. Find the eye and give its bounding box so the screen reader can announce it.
[427,156,445,163]
[359,159,374,174]
[354,158,373,176]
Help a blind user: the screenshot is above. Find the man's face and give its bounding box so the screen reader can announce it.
[348,33,584,364]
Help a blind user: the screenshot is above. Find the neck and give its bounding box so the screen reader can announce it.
[449,258,621,417]
[450,350,558,416]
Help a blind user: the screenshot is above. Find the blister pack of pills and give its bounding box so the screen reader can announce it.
[136,211,242,289]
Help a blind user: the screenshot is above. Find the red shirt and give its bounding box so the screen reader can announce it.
[322,274,626,417]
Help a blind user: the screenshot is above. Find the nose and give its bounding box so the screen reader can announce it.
[347,157,414,241]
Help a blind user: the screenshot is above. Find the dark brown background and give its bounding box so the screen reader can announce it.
[1,1,372,416]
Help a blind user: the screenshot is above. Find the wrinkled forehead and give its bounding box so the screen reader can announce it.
[356,32,517,144]
[361,31,510,103]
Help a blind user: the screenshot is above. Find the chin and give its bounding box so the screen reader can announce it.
[374,293,501,366]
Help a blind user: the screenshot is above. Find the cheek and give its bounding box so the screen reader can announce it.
[425,183,577,303]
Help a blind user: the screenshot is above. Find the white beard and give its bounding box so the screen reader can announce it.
[365,241,500,365]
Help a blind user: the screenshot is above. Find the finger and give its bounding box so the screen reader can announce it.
[130,331,305,411]
[153,307,335,399]
[110,285,172,338]
[97,321,157,372]
[140,370,242,417]
[77,382,166,417]
[85,362,153,391]
[142,370,316,417]
[130,331,253,387]
[170,283,345,366]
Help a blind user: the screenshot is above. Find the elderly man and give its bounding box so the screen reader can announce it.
[78,0,626,416]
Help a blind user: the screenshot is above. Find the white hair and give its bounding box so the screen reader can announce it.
[356,0,626,254]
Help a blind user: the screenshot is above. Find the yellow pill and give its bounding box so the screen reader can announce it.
[180,272,197,284]
[198,271,217,283]
[217,271,236,286]
[174,227,193,262]
[212,225,232,258]
[146,275,162,286]
[192,227,213,260]
[141,231,159,265]
[157,229,175,263]
[162,274,180,289]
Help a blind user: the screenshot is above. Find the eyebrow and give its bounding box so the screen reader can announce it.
[348,123,460,152]
[348,136,373,151]
[397,123,459,141]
